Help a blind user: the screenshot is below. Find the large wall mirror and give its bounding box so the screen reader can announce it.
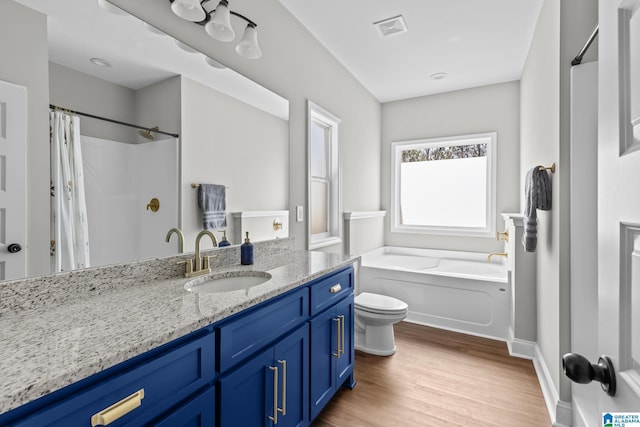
[2,0,289,281]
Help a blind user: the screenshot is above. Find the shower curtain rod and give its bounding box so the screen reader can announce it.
[571,25,599,66]
[49,104,179,138]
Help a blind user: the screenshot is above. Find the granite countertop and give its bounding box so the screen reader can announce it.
[0,247,358,415]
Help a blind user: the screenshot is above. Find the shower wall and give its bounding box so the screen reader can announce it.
[81,135,178,267]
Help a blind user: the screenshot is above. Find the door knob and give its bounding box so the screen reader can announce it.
[7,243,22,253]
[562,353,616,396]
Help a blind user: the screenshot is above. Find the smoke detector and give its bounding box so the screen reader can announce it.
[373,15,408,37]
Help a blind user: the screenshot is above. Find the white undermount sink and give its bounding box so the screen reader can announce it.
[184,271,272,294]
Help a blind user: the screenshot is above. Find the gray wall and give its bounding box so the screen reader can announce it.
[0,2,50,277]
[381,81,521,253]
[109,0,383,253]
[180,76,289,251]
[520,0,597,406]
[49,63,138,143]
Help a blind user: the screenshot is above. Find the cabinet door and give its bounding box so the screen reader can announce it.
[219,347,274,427]
[150,386,214,427]
[274,324,309,427]
[335,295,354,387]
[309,307,339,420]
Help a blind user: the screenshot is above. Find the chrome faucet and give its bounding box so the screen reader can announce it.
[165,227,185,253]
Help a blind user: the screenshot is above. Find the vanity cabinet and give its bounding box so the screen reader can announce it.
[152,386,215,427]
[309,296,355,420]
[218,323,309,427]
[9,331,215,427]
[1,264,355,427]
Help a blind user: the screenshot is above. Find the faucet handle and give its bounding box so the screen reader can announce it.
[177,259,194,277]
[202,255,217,271]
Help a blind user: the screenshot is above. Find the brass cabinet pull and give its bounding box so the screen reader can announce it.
[329,284,342,293]
[269,366,278,424]
[277,359,287,416]
[91,389,144,427]
[339,315,345,355]
[332,317,341,357]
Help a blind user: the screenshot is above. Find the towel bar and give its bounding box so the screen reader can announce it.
[191,183,229,189]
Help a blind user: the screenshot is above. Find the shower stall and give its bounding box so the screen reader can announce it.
[81,135,179,267]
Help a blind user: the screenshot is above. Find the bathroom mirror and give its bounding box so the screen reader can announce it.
[3,0,289,281]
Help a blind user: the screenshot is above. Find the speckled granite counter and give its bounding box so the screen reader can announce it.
[0,240,358,414]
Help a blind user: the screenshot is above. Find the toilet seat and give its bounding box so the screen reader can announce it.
[355,292,408,315]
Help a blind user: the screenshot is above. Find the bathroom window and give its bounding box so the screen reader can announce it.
[390,132,497,237]
[308,101,342,249]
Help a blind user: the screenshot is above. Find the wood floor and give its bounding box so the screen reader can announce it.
[311,322,551,427]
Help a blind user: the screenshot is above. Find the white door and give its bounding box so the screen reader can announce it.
[597,0,640,418]
[0,80,27,280]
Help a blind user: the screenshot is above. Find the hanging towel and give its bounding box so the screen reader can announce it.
[522,166,552,252]
[197,184,227,230]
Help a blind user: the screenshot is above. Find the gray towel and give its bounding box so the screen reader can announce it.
[523,166,552,252]
[197,184,226,230]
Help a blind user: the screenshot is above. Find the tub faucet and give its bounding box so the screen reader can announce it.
[487,252,508,262]
[165,227,185,253]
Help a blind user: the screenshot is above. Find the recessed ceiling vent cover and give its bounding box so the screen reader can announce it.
[373,15,408,37]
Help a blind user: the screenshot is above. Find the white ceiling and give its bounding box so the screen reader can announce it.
[278,0,544,102]
[14,0,288,120]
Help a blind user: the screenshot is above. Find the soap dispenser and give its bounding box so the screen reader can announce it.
[218,230,231,247]
[241,232,254,265]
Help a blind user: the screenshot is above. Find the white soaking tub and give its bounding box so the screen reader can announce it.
[358,246,510,340]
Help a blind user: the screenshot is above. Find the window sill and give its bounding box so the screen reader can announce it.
[309,236,342,250]
[391,224,495,238]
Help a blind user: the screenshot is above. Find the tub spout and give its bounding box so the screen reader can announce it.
[487,252,508,262]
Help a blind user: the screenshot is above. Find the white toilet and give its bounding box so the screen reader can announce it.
[354,292,409,356]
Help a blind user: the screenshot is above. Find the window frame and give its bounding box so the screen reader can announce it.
[307,100,342,249]
[390,132,497,237]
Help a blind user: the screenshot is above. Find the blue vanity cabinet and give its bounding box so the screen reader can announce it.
[309,267,355,421]
[6,331,215,427]
[218,323,309,427]
[152,386,215,427]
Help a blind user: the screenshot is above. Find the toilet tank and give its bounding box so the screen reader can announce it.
[232,211,289,244]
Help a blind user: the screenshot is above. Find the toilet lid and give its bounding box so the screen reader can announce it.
[355,292,408,314]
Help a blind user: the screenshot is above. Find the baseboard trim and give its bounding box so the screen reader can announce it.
[532,344,572,427]
[507,328,536,359]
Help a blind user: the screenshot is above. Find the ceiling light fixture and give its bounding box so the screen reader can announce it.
[169,0,262,59]
[97,0,128,16]
[90,57,112,67]
[430,72,447,80]
[175,40,200,53]
[205,56,227,69]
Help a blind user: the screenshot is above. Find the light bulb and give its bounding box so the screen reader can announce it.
[171,0,206,22]
[205,1,235,42]
[235,24,261,59]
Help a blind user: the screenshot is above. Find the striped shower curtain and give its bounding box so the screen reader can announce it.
[50,111,90,272]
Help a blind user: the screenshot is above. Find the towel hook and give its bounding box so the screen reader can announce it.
[539,163,556,173]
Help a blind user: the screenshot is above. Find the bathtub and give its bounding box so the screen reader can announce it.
[358,246,510,341]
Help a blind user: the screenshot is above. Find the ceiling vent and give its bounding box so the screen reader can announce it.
[373,15,408,37]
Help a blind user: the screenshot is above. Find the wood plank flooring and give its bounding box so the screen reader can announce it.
[311,322,551,427]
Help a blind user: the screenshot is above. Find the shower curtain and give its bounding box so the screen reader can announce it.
[50,111,90,272]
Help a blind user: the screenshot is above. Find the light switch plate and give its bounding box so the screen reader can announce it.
[296,206,304,222]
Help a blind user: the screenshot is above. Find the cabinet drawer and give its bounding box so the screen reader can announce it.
[15,332,215,427]
[218,287,309,373]
[151,386,215,427]
[310,266,354,316]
